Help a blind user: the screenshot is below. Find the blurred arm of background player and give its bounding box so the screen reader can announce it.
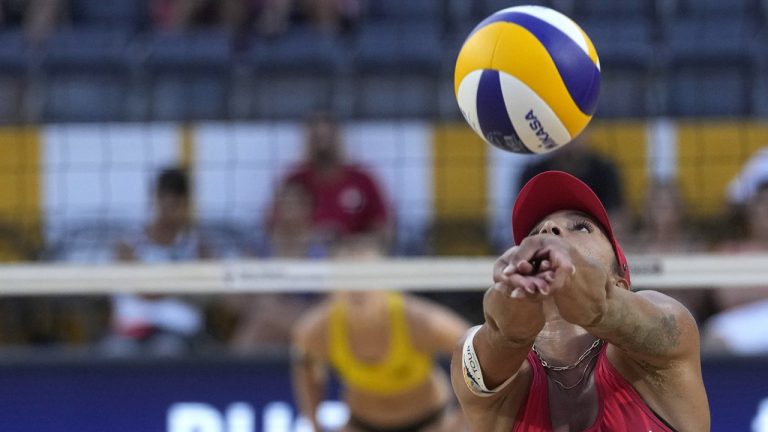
[291,302,330,431]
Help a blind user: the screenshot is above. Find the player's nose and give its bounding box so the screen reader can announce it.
[538,220,562,236]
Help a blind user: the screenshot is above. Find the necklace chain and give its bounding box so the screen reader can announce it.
[532,339,603,371]
[532,339,603,390]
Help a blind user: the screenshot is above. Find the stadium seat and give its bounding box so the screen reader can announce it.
[42,222,129,263]
[748,33,768,116]
[365,0,443,21]
[666,68,751,117]
[242,26,349,118]
[479,0,555,17]
[573,0,652,19]
[579,18,654,68]
[143,29,234,121]
[353,21,443,117]
[664,17,756,64]
[0,30,29,123]
[70,0,147,31]
[41,28,134,122]
[577,18,656,117]
[672,0,753,19]
[596,70,657,118]
[661,17,756,116]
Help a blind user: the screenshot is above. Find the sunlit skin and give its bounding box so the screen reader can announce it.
[451,211,710,432]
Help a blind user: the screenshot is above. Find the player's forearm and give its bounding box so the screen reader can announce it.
[291,362,324,430]
[478,288,544,387]
[583,287,685,363]
[484,286,545,344]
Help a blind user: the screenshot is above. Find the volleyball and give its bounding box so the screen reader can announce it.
[455,6,601,154]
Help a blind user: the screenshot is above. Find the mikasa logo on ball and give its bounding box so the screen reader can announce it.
[525,110,557,150]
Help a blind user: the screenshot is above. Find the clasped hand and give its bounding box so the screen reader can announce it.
[493,235,577,301]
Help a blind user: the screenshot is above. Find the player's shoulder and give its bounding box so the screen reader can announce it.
[292,298,335,358]
[634,289,697,321]
[293,298,332,343]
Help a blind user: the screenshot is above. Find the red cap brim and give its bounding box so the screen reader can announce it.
[512,171,630,283]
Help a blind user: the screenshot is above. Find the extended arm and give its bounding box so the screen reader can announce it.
[291,348,327,431]
[450,249,548,430]
[506,235,700,369]
[290,305,329,432]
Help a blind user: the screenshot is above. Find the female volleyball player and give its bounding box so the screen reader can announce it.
[452,171,709,432]
[291,238,469,432]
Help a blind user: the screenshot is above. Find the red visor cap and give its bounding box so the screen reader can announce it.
[512,171,630,283]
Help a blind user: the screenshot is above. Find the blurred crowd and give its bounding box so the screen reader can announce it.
[0,110,767,359]
[0,0,766,359]
[1,0,361,42]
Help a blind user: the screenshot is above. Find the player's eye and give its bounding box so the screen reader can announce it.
[571,219,594,233]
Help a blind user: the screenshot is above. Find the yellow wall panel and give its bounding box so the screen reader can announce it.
[584,121,647,215]
[433,124,487,219]
[0,127,40,260]
[677,121,768,216]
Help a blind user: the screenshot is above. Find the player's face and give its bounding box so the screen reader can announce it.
[307,119,340,164]
[528,210,617,277]
[155,192,189,227]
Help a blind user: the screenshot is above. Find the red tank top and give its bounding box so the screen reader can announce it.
[512,346,675,432]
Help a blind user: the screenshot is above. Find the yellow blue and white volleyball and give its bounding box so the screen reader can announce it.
[455,6,601,154]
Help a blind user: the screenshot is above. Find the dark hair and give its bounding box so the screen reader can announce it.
[756,179,768,196]
[155,167,189,197]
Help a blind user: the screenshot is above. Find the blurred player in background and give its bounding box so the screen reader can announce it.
[292,236,469,432]
[453,171,709,432]
[278,111,390,250]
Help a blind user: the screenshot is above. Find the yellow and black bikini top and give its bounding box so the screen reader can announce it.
[328,292,433,396]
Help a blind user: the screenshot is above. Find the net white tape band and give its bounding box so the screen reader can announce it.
[0,254,767,295]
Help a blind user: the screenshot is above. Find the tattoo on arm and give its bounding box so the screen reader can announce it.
[605,301,682,358]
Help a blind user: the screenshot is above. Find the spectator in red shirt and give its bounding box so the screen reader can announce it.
[278,111,390,248]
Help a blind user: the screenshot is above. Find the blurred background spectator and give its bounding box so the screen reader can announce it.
[103,167,209,356]
[279,111,391,251]
[0,1,764,430]
[1,0,66,44]
[148,0,359,35]
[625,178,715,324]
[703,150,768,355]
[224,179,328,353]
[0,0,763,361]
[259,179,330,258]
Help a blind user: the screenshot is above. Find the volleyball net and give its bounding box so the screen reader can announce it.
[2,254,767,296]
